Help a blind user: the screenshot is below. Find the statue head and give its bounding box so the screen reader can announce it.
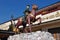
[24,5,30,16]
[26,5,30,9]
[32,4,38,10]
[18,17,23,22]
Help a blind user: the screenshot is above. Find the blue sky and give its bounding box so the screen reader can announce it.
[0,0,60,24]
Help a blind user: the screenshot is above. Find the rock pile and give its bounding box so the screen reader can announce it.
[8,31,55,40]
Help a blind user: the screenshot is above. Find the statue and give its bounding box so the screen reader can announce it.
[9,15,19,34]
[15,5,31,33]
[15,4,41,33]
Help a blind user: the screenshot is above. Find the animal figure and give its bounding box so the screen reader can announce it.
[27,5,41,24]
[15,5,41,33]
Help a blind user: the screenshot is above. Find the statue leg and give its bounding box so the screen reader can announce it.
[27,16,32,33]
[29,24,32,32]
[22,21,28,33]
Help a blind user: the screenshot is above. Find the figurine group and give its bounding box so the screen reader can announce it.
[9,5,41,33]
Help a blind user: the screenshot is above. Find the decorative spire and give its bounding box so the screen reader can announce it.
[10,15,14,25]
[11,15,14,20]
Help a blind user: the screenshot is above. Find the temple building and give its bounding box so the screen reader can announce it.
[0,1,60,40]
